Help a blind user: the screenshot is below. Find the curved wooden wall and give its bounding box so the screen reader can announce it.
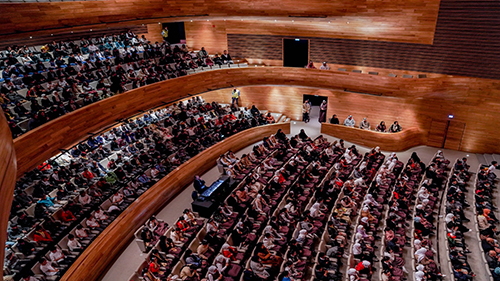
[320,124,426,152]
[0,0,439,38]
[0,111,17,281]
[12,67,500,179]
[60,122,290,281]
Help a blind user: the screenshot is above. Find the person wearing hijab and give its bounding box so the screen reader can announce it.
[389,121,402,133]
[492,267,500,281]
[330,114,340,124]
[344,115,355,127]
[376,121,387,132]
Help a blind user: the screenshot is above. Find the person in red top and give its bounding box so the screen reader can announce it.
[176,217,197,236]
[34,225,52,243]
[60,207,76,222]
[82,168,94,180]
[148,256,166,279]
[355,260,372,276]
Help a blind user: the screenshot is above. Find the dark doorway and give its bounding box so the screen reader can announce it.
[283,38,309,68]
[162,22,186,44]
[303,94,328,123]
[303,94,327,106]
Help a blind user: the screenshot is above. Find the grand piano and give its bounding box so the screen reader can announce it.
[191,175,231,217]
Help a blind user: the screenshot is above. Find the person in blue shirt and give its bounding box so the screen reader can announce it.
[38,195,61,212]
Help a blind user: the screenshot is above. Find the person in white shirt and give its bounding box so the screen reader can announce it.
[49,247,68,265]
[344,115,356,127]
[94,208,109,222]
[88,44,99,53]
[319,62,330,70]
[67,234,83,252]
[39,258,59,276]
[78,191,91,206]
[86,215,104,231]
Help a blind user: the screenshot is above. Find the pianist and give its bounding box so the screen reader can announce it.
[193,175,207,193]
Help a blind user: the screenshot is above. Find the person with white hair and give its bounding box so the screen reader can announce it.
[319,62,330,70]
[344,115,356,127]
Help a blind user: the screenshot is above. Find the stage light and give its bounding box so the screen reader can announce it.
[448,114,454,119]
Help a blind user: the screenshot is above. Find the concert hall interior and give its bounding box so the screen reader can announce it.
[1,1,500,281]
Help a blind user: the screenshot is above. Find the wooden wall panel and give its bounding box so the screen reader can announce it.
[185,21,228,54]
[201,86,303,120]
[60,122,291,281]
[0,0,440,39]
[444,121,466,150]
[427,120,447,147]
[320,124,426,152]
[224,18,438,44]
[227,34,282,61]
[0,111,17,281]
[142,23,163,44]
[12,67,500,180]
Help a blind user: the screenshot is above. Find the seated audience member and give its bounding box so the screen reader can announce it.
[359,118,370,130]
[389,121,402,133]
[330,114,340,124]
[67,234,83,252]
[221,50,234,64]
[306,60,316,69]
[319,62,330,70]
[344,115,355,127]
[39,258,59,277]
[376,121,387,132]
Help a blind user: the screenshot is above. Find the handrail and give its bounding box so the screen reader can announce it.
[60,122,290,281]
[321,123,426,152]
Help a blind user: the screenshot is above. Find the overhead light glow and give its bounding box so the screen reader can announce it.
[448,114,454,119]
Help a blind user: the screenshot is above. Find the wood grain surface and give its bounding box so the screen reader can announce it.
[0,111,17,281]
[320,124,426,152]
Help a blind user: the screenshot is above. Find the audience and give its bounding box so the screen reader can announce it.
[4,98,273,281]
[2,34,244,138]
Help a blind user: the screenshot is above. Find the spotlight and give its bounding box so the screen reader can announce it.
[448,114,454,119]
[29,36,32,39]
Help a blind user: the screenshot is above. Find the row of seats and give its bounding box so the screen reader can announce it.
[379,154,425,281]
[411,152,450,281]
[476,162,500,281]
[443,159,475,281]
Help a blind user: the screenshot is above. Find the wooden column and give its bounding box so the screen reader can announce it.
[0,114,17,281]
